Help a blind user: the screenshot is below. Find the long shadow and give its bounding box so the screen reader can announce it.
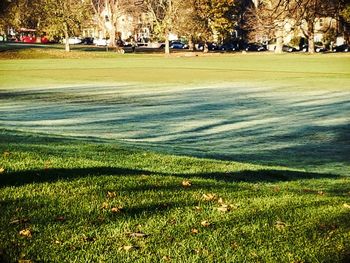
[0,166,340,188]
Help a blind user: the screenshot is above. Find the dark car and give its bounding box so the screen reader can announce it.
[195,42,218,51]
[170,41,188,49]
[301,44,327,53]
[219,43,238,52]
[333,44,349,52]
[81,37,94,45]
[282,45,298,52]
[245,43,266,52]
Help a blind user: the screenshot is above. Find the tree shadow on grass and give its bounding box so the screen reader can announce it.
[0,166,340,188]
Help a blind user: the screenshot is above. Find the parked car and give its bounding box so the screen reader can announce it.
[81,37,94,45]
[195,42,219,51]
[282,45,298,52]
[170,41,188,49]
[315,46,327,53]
[219,43,238,51]
[63,37,82,45]
[94,38,110,46]
[300,44,327,53]
[333,44,349,52]
[245,43,266,52]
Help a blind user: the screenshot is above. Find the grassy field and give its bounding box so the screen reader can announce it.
[1,45,350,262]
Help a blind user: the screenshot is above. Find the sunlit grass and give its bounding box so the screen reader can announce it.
[1,45,349,89]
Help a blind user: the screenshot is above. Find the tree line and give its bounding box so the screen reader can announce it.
[0,0,349,53]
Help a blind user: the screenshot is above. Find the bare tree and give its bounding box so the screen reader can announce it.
[91,0,136,48]
[244,0,299,53]
[141,0,183,54]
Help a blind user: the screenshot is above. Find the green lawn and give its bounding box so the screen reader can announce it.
[0,46,350,262]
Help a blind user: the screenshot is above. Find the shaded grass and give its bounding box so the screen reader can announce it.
[1,130,350,262]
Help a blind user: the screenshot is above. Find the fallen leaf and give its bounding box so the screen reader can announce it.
[44,161,52,170]
[162,255,171,261]
[107,191,117,198]
[82,235,95,242]
[202,193,216,201]
[101,202,109,209]
[122,245,135,251]
[318,191,325,196]
[201,220,211,227]
[192,249,201,255]
[9,218,29,225]
[182,180,192,188]
[111,206,123,213]
[343,203,350,209]
[19,229,32,238]
[217,198,224,204]
[273,186,281,192]
[0,167,4,174]
[191,228,199,234]
[194,206,202,211]
[55,216,65,222]
[231,242,239,250]
[128,232,148,238]
[217,205,229,212]
[275,221,286,230]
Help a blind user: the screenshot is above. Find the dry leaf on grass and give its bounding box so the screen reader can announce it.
[162,255,171,261]
[107,191,117,198]
[19,229,32,238]
[121,245,137,251]
[182,180,192,188]
[343,203,350,209]
[217,205,230,212]
[275,221,286,230]
[219,203,238,212]
[9,218,29,225]
[202,193,217,201]
[101,202,109,209]
[194,206,202,211]
[201,220,211,227]
[191,228,199,234]
[111,206,123,213]
[0,168,5,174]
[55,216,66,222]
[128,232,148,238]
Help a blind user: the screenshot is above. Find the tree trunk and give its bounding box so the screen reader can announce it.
[165,34,170,54]
[203,42,209,53]
[188,36,194,51]
[64,25,70,52]
[109,25,116,48]
[308,20,315,54]
[274,24,283,54]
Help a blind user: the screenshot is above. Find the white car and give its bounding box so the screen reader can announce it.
[62,37,82,45]
[94,38,110,46]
